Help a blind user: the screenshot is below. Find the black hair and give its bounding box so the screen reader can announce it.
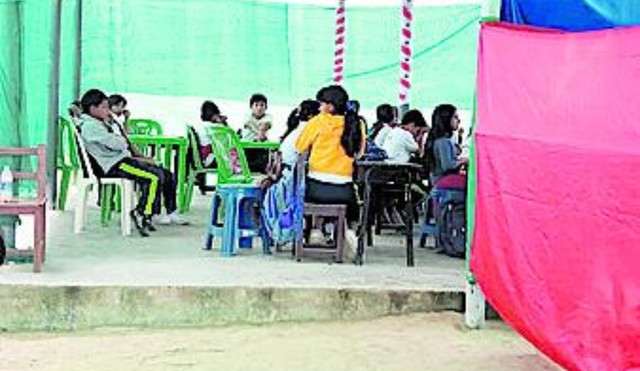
[316,85,362,158]
[401,109,427,128]
[369,104,395,140]
[80,89,108,114]
[108,94,127,108]
[281,100,320,141]
[376,104,395,124]
[201,100,221,121]
[250,93,268,107]
[424,104,457,172]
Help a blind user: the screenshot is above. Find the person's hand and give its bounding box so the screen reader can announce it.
[123,109,131,121]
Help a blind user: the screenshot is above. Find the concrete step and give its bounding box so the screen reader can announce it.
[0,285,463,332]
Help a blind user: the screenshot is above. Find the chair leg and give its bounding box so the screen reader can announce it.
[335,213,346,263]
[33,208,45,273]
[204,194,221,250]
[220,192,237,257]
[120,182,133,236]
[74,183,90,233]
[101,185,114,227]
[57,169,71,211]
[184,173,195,212]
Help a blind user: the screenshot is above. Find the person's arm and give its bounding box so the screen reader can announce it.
[403,130,420,154]
[434,139,459,172]
[295,117,320,154]
[82,121,129,151]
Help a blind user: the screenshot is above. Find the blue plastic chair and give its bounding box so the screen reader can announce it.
[203,126,269,256]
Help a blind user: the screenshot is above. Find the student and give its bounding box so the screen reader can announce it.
[192,100,228,167]
[242,93,273,142]
[370,104,397,148]
[424,104,468,187]
[296,85,365,231]
[68,101,82,126]
[107,94,130,128]
[79,89,186,236]
[280,100,320,167]
[382,109,428,163]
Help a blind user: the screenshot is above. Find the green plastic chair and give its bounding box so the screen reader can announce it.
[126,118,164,160]
[56,117,80,210]
[206,126,253,185]
[183,125,218,211]
[126,119,163,136]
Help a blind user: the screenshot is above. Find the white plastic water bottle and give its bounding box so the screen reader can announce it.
[0,165,14,203]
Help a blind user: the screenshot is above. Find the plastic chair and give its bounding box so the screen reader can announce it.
[72,126,135,236]
[125,119,163,160]
[126,119,163,136]
[203,126,268,256]
[56,117,80,210]
[184,126,218,211]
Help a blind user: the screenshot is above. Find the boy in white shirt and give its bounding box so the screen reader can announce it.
[242,94,272,142]
[383,109,428,163]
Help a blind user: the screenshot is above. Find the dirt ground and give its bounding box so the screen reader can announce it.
[0,313,563,371]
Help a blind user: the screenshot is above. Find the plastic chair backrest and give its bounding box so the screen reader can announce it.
[187,125,205,172]
[72,125,99,181]
[126,119,163,136]
[206,126,251,184]
[58,117,79,169]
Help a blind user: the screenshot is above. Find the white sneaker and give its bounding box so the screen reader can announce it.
[154,212,190,226]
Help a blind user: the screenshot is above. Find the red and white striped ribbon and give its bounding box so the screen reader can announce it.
[398,0,413,105]
[333,0,346,84]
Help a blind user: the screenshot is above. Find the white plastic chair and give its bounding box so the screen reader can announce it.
[72,126,134,236]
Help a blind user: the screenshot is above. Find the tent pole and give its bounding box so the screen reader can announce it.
[465,0,502,330]
[47,0,62,206]
[73,0,82,99]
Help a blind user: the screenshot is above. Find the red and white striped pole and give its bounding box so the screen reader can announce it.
[333,0,346,85]
[398,0,413,107]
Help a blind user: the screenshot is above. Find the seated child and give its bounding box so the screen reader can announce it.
[370,104,397,148]
[382,109,428,163]
[79,89,187,236]
[242,94,272,142]
[192,100,228,167]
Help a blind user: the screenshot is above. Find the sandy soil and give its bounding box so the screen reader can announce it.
[0,313,563,371]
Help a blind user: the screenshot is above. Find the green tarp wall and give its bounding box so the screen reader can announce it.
[1,0,480,149]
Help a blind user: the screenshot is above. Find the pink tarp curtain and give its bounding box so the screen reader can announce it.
[472,22,640,371]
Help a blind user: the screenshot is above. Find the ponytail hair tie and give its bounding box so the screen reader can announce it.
[346,100,357,113]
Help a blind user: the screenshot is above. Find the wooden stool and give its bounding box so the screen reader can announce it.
[295,203,347,263]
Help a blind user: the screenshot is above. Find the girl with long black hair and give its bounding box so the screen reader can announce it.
[295,85,365,223]
[424,104,468,187]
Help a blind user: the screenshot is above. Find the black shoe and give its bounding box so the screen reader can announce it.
[130,210,150,237]
[143,217,157,232]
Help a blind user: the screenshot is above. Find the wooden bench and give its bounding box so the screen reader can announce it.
[0,145,47,272]
[294,203,347,263]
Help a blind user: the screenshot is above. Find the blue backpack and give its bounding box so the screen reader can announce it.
[261,163,305,246]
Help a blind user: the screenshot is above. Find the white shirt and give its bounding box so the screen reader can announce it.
[192,120,224,147]
[382,127,419,163]
[280,121,309,167]
[374,124,392,148]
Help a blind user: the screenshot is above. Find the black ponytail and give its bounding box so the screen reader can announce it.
[316,85,363,158]
[341,102,363,158]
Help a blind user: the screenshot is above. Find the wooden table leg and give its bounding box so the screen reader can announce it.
[356,170,372,265]
[405,179,414,267]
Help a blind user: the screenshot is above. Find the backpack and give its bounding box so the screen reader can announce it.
[261,159,305,246]
[362,140,388,161]
[434,189,466,258]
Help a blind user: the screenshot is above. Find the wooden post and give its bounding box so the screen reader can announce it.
[47,0,63,205]
[73,0,83,99]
